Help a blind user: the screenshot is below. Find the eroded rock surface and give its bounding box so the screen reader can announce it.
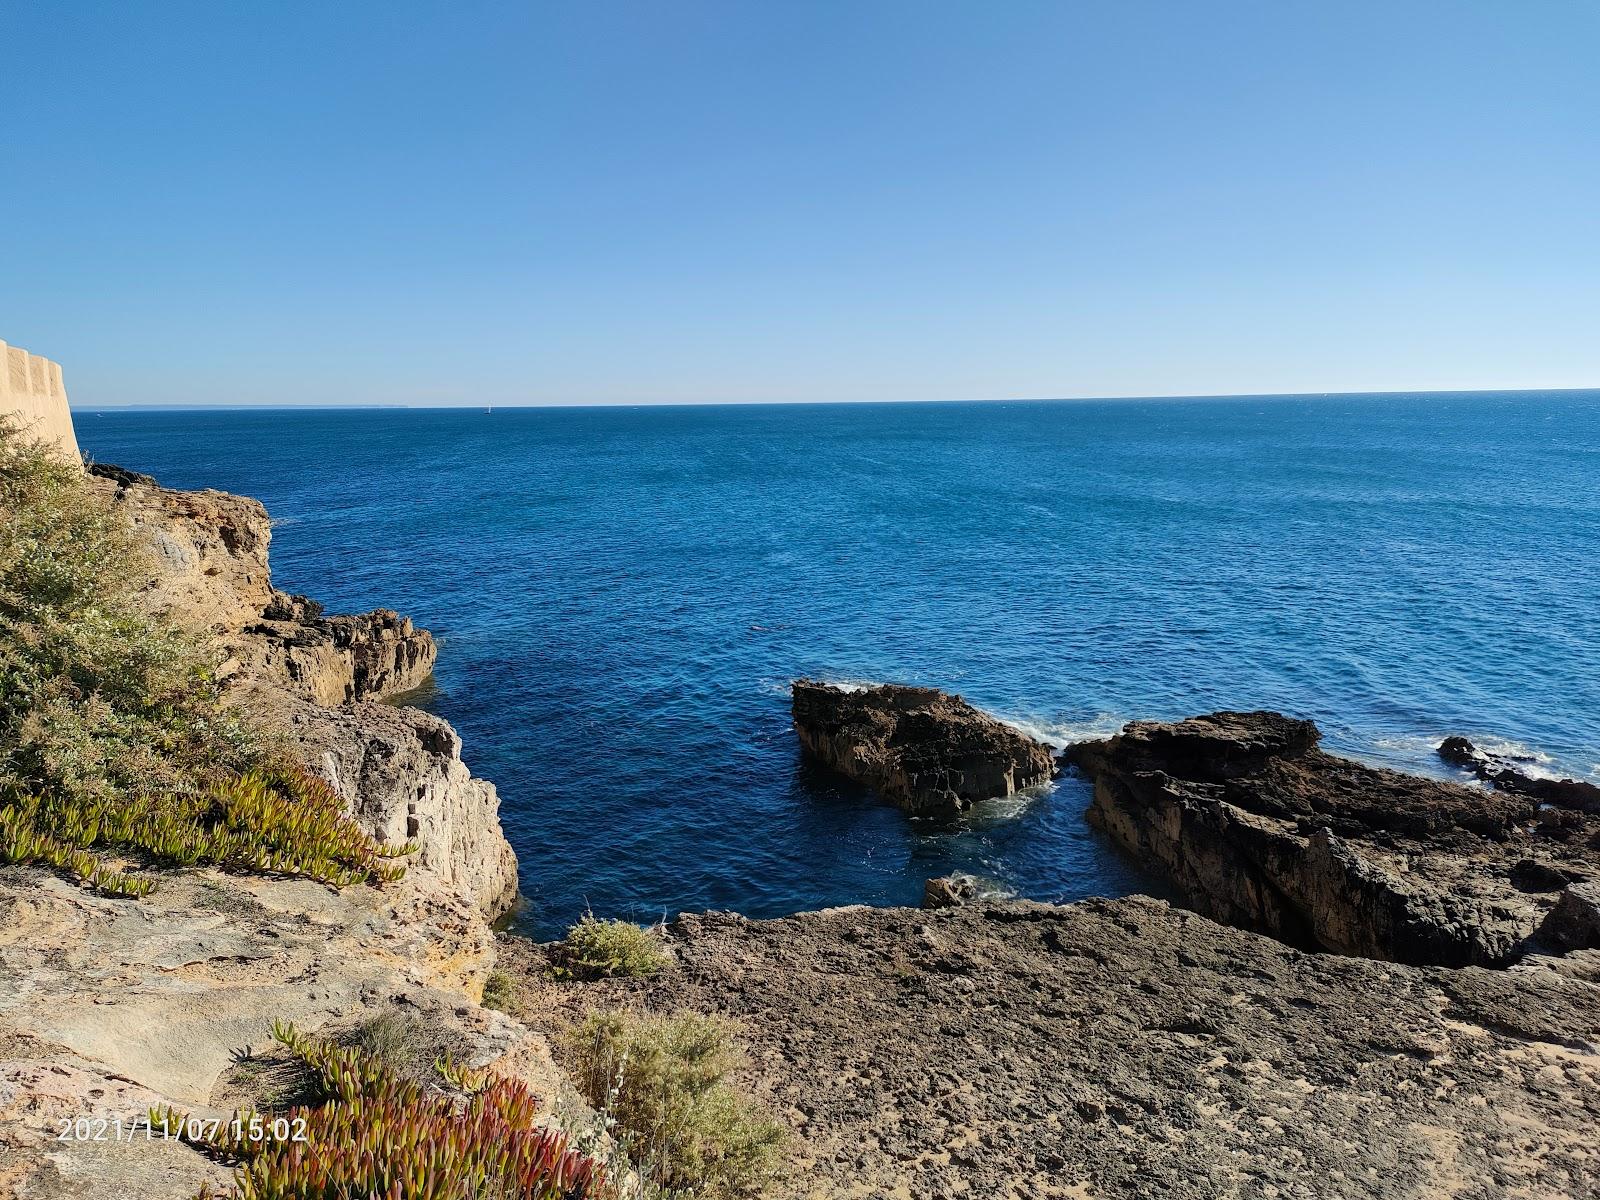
[0,468,532,1197]
[510,897,1600,1200]
[1440,734,1600,813]
[0,866,560,1200]
[87,465,435,705]
[1066,711,1600,966]
[260,690,519,918]
[791,680,1054,815]
[244,598,437,706]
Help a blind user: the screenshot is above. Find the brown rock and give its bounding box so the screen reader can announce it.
[790,680,1054,816]
[244,600,437,705]
[1439,734,1600,813]
[1065,711,1600,967]
[88,462,275,633]
[1539,882,1600,953]
[922,875,979,909]
[550,895,1600,1200]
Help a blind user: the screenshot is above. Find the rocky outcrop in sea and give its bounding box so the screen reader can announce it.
[790,679,1055,815]
[1439,733,1600,813]
[1064,710,1599,967]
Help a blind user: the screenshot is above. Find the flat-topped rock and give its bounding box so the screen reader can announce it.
[790,680,1054,816]
[1065,711,1600,967]
[529,896,1600,1200]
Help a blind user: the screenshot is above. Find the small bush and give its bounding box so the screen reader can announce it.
[348,1009,432,1079]
[567,1011,784,1200]
[483,968,518,1011]
[0,421,253,807]
[162,1021,606,1199]
[556,915,666,980]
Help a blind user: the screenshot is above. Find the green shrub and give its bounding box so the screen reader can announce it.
[483,968,518,1011]
[567,1011,784,1200]
[0,420,408,895]
[161,1022,606,1199]
[556,914,667,980]
[347,1009,432,1079]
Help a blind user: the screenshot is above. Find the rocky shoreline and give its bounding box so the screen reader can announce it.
[2,468,531,1197]
[3,468,1597,1198]
[1066,710,1599,968]
[509,897,1600,1200]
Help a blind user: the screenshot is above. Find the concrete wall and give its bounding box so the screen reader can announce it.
[0,340,81,461]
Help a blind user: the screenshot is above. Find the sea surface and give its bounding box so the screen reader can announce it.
[79,394,1600,937]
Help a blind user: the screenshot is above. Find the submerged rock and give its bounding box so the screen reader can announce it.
[1065,711,1600,966]
[790,680,1055,816]
[1439,734,1600,813]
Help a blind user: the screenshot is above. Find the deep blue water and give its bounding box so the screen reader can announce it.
[78,394,1600,937]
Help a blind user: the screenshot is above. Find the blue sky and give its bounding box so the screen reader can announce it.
[3,1,1597,406]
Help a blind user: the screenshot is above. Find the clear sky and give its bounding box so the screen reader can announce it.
[3,1,1597,406]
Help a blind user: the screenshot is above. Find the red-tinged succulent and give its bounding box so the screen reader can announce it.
[163,1023,607,1200]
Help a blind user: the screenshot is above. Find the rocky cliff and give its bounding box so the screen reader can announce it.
[86,465,438,708]
[80,463,516,918]
[2,468,526,1198]
[1065,711,1600,967]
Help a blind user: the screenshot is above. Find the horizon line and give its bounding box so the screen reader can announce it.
[71,384,1600,413]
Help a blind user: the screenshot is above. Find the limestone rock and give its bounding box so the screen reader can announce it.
[244,599,437,705]
[256,685,519,919]
[579,895,1600,1200]
[922,875,979,909]
[1439,734,1600,813]
[1065,711,1600,967]
[88,462,275,634]
[0,866,552,1199]
[791,680,1054,816]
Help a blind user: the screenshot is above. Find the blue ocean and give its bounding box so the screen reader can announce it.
[78,394,1600,937]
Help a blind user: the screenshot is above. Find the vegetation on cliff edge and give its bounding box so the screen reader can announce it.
[567,1010,784,1200]
[0,421,405,895]
[163,1021,605,1200]
[555,914,668,980]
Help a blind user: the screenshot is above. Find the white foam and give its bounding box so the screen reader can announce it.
[995,712,1128,750]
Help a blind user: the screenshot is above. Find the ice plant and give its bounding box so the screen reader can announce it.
[0,763,413,896]
[161,1023,606,1200]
